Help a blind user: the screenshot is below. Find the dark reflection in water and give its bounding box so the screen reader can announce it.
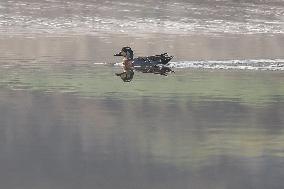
[0,89,284,189]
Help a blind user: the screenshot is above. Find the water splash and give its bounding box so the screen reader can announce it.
[168,59,284,71]
[111,59,284,71]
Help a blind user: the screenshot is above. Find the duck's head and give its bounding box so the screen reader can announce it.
[114,47,133,60]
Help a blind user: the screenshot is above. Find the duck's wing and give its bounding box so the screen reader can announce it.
[134,53,173,65]
[146,53,173,65]
[132,53,174,74]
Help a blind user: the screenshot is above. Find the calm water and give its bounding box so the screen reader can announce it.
[1,0,284,189]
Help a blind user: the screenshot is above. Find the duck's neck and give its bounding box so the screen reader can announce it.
[123,57,133,61]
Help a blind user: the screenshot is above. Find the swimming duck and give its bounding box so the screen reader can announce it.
[114,47,174,82]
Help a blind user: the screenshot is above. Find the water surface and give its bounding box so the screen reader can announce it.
[1,0,284,189]
[1,84,284,189]
[1,0,284,35]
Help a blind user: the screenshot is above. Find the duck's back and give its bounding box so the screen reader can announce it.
[132,53,173,71]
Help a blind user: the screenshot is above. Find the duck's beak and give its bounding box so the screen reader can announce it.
[114,52,123,56]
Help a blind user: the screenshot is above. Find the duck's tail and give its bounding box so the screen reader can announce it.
[155,53,173,64]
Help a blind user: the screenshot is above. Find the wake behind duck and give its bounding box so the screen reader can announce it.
[114,47,174,82]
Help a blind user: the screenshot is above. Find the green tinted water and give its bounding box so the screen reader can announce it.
[1,34,284,189]
[1,62,283,104]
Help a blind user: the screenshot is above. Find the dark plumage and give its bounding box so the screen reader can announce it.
[131,53,174,75]
[114,47,174,82]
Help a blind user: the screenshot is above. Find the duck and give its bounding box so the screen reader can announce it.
[114,47,174,82]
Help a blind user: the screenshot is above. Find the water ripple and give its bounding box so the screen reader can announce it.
[169,59,284,71]
[0,0,283,35]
